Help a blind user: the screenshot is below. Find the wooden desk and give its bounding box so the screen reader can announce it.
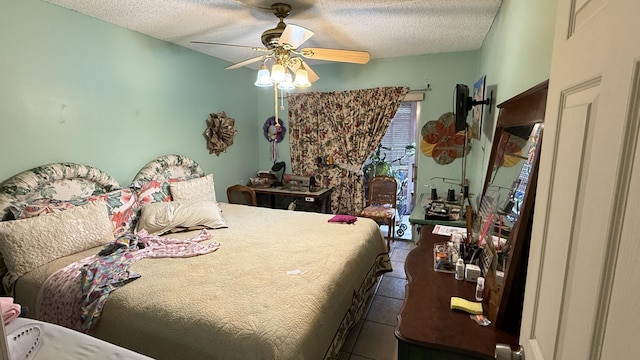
[395,224,518,359]
[252,186,332,213]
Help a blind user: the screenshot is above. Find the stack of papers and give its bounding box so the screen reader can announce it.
[432,224,466,236]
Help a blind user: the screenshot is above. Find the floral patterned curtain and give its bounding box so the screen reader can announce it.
[287,87,408,215]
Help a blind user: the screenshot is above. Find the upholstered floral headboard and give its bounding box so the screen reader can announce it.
[132,154,204,183]
[0,163,121,221]
[0,155,207,295]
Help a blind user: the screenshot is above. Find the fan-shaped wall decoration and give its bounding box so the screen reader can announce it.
[420,112,471,165]
[494,131,527,168]
[204,111,238,156]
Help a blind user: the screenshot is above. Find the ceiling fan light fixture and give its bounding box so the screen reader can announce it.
[255,63,273,87]
[293,67,311,87]
[277,73,295,90]
[270,63,286,83]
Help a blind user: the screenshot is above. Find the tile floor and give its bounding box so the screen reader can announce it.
[337,221,417,360]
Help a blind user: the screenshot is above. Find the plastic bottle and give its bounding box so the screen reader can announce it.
[455,259,465,280]
[475,277,485,301]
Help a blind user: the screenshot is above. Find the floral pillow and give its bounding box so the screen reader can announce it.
[11,199,76,218]
[9,189,139,235]
[132,175,202,206]
[134,179,172,206]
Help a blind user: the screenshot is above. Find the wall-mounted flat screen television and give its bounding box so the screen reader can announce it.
[455,83,492,133]
[454,83,471,133]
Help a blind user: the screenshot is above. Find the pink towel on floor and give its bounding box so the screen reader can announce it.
[1,297,21,325]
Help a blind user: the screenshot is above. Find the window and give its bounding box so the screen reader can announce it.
[365,101,418,215]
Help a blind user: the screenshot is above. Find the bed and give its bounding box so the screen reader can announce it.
[0,155,391,360]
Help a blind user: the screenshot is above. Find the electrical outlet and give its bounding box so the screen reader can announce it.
[305,197,314,202]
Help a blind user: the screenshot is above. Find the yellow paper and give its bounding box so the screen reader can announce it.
[450,297,483,315]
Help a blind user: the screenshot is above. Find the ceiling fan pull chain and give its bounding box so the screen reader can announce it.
[274,82,279,126]
[280,88,286,110]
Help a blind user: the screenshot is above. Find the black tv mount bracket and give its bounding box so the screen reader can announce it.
[468,88,495,115]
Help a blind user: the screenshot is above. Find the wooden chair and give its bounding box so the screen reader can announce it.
[360,175,397,251]
[226,184,257,206]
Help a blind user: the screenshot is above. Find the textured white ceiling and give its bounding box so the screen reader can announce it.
[43,0,502,69]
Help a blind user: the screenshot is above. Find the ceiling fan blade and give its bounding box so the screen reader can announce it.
[278,24,314,49]
[226,55,269,70]
[303,62,320,83]
[301,48,370,64]
[190,41,267,52]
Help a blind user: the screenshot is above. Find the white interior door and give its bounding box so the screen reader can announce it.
[519,0,640,359]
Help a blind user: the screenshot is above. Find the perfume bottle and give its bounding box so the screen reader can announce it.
[475,277,485,301]
[455,259,465,281]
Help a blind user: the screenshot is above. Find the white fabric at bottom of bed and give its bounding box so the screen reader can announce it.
[5,317,153,360]
[16,203,390,360]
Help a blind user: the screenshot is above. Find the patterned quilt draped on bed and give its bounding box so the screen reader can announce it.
[36,230,219,332]
[16,203,391,360]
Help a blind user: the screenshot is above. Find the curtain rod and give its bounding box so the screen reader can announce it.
[409,81,432,93]
[277,82,432,100]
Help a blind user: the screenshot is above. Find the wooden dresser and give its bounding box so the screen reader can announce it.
[252,186,332,213]
[395,225,518,359]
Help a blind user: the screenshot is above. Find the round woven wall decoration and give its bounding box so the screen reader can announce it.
[263,116,286,143]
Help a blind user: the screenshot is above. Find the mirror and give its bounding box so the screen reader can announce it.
[479,80,548,334]
[483,123,543,234]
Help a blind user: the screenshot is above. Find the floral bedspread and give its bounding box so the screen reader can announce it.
[36,230,219,332]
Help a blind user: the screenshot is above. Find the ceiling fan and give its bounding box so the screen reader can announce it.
[190,2,371,85]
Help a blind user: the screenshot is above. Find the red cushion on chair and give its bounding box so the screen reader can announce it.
[361,205,395,219]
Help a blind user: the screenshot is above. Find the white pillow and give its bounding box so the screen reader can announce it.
[169,174,216,203]
[0,200,114,282]
[136,200,227,235]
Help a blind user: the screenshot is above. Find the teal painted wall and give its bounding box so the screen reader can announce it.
[479,0,557,102]
[0,0,259,200]
[1,0,557,209]
[257,52,481,198]
[470,0,558,201]
[256,0,558,208]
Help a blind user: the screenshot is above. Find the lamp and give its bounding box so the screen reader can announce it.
[293,64,311,87]
[255,63,273,87]
[277,73,295,90]
[271,161,286,186]
[254,57,312,91]
[270,62,286,83]
[255,56,313,131]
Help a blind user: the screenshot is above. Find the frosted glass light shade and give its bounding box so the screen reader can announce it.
[277,73,295,90]
[270,64,286,83]
[293,69,311,87]
[255,67,273,87]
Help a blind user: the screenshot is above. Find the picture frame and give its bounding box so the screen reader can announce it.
[483,84,498,141]
[471,75,486,140]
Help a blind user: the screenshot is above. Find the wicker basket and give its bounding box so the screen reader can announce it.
[248,177,272,188]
